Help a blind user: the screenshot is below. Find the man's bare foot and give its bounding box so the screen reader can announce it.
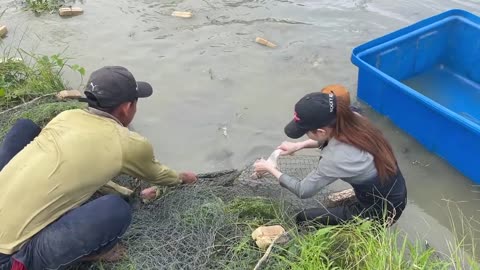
[81,243,127,262]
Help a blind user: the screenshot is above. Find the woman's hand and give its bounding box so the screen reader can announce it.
[277,141,302,156]
[253,158,283,180]
[254,158,276,174]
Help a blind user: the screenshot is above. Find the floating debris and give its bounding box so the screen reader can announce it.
[208,68,214,80]
[221,126,228,137]
[172,11,193,18]
[58,7,84,17]
[412,160,430,167]
[0,25,7,38]
[255,37,276,48]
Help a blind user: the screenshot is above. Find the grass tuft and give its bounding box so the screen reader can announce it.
[0,49,85,110]
[277,219,452,270]
[0,100,85,141]
[23,1,83,14]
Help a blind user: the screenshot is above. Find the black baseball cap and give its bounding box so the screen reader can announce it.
[84,66,153,108]
[284,92,337,139]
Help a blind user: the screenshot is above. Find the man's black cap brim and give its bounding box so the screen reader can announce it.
[284,120,308,139]
[136,81,153,98]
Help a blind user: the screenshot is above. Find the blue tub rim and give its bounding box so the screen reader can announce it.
[350,9,480,136]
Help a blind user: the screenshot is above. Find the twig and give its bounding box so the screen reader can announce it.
[0,93,55,115]
[0,8,8,18]
[253,233,285,270]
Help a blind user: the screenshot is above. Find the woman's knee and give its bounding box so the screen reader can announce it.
[296,208,328,224]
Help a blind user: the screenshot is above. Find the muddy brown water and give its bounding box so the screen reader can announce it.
[1,0,479,261]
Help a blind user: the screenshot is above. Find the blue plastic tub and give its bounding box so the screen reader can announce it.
[351,9,480,184]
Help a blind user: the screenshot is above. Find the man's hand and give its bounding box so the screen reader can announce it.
[140,186,158,201]
[179,172,198,184]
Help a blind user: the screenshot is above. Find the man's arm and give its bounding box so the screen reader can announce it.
[98,181,134,197]
[121,133,189,186]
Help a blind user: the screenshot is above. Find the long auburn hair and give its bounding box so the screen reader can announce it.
[330,99,398,184]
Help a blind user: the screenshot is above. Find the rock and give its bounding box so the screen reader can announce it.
[251,225,288,250]
[56,90,83,100]
[255,37,276,48]
[325,188,357,208]
[0,25,7,38]
[58,7,84,17]
[172,11,193,18]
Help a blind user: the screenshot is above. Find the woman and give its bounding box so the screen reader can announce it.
[254,91,407,226]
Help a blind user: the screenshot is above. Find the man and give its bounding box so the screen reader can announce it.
[0,66,197,270]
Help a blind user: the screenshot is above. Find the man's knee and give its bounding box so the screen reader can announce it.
[96,195,132,231]
[7,119,41,139]
[14,195,133,269]
[13,118,40,129]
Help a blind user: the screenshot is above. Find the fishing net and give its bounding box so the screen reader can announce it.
[68,155,334,270]
[0,99,340,270]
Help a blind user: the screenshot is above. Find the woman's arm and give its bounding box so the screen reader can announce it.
[278,171,337,199]
[277,139,322,155]
[254,159,337,199]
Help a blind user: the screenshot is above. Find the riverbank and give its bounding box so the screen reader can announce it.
[1,0,480,268]
[0,66,477,268]
[0,47,85,140]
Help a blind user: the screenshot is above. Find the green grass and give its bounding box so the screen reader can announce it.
[0,100,85,141]
[203,196,480,270]
[218,197,291,269]
[23,0,64,13]
[22,0,82,14]
[201,196,479,270]
[0,49,85,110]
[276,220,452,270]
[65,193,479,270]
[444,200,480,269]
[225,197,286,227]
[0,45,86,141]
